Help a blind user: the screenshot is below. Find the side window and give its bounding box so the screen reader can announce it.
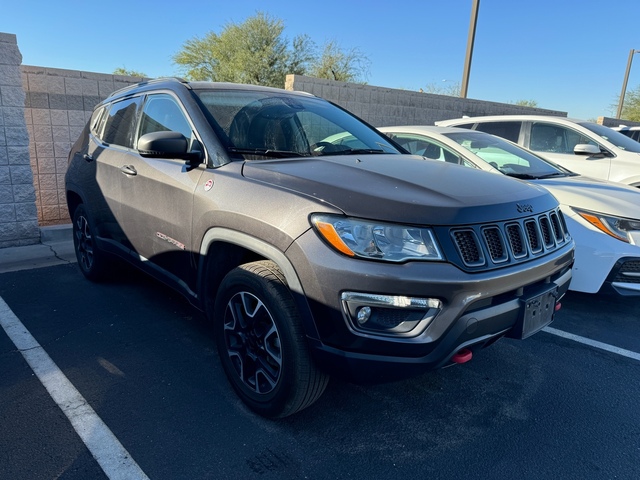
[530,122,596,154]
[473,121,521,143]
[389,134,476,168]
[89,106,106,137]
[451,123,474,130]
[102,97,142,148]
[138,94,193,141]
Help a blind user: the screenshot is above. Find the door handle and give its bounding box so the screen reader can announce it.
[120,165,137,176]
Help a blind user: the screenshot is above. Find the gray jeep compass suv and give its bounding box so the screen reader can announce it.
[65,78,574,417]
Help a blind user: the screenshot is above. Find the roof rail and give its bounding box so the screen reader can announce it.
[108,77,190,97]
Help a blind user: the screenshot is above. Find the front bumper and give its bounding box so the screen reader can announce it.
[287,230,574,383]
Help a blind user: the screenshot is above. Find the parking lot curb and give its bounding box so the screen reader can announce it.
[0,224,76,274]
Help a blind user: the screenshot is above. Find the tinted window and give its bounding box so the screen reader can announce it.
[195,90,399,158]
[530,122,595,154]
[138,94,193,140]
[102,97,142,148]
[473,121,521,143]
[89,107,106,136]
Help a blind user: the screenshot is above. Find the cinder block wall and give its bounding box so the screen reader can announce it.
[597,116,640,128]
[285,75,567,126]
[21,65,144,226]
[0,33,39,247]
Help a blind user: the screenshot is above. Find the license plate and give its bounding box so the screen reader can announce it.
[512,285,558,339]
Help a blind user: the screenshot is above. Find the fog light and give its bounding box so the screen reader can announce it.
[357,306,372,325]
[341,292,442,338]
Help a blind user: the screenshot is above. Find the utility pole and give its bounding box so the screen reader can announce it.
[616,49,640,119]
[461,0,480,98]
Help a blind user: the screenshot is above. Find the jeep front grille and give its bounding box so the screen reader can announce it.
[449,208,570,271]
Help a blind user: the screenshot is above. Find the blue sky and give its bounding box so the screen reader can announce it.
[3,0,639,121]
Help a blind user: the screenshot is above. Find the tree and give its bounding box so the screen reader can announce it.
[422,82,461,96]
[512,99,538,107]
[113,67,146,77]
[173,12,369,87]
[617,84,640,121]
[307,40,370,83]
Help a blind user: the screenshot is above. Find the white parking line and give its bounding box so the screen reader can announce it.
[0,297,149,480]
[543,326,640,362]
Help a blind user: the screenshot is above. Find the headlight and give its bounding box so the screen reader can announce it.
[573,208,640,243]
[311,214,444,262]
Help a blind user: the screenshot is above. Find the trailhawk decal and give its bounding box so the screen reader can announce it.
[156,232,185,250]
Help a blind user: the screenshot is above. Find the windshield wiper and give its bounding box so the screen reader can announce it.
[536,172,568,179]
[338,148,385,155]
[504,173,539,179]
[228,147,310,158]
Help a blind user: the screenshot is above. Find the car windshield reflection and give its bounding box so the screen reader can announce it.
[195,90,399,159]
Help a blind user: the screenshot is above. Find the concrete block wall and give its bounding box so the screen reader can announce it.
[285,75,567,127]
[21,65,145,226]
[597,116,640,128]
[0,33,39,247]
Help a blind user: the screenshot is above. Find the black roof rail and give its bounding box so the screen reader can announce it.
[109,77,190,98]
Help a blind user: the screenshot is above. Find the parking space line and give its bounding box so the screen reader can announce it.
[543,326,640,362]
[0,297,150,480]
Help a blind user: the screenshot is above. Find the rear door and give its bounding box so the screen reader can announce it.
[118,92,205,284]
[90,96,143,249]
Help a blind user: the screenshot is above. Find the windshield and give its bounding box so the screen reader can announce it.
[444,131,574,179]
[578,122,640,153]
[195,90,399,159]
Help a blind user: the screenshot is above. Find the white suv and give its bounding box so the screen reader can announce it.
[437,115,640,187]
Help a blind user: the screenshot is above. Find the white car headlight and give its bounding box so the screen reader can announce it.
[573,207,640,243]
[311,214,443,262]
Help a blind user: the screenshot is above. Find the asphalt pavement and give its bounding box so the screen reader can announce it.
[0,224,76,273]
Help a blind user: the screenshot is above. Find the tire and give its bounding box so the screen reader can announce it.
[72,204,112,282]
[214,260,329,418]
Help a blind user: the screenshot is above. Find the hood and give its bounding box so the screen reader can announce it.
[535,175,640,219]
[242,154,558,225]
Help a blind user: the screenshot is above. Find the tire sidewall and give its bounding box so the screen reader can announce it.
[214,264,302,415]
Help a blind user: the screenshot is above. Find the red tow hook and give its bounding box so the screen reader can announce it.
[555,302,562,312]
[451,348,473,364]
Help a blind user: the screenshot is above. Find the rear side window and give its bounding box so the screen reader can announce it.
[473,121,521,143]
[102,97,142,148]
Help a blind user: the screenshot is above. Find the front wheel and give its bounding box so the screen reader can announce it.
[214,261,329,418]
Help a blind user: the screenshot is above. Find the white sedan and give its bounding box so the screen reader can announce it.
[379,125,640,296]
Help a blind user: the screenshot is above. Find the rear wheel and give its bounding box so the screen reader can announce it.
[214,260,329,418]
[72,204,112,281]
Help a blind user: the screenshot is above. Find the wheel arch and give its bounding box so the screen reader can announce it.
[66,189,84,219]
[197,228,320,340]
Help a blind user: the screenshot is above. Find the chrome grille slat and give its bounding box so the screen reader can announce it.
[450,207,569,270]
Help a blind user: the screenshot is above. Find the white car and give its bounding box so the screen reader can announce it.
[611,125,640,143]
[435,115,640,187]
[379,125,640,295]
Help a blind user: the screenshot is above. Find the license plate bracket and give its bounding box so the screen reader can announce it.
[509,284,558,339]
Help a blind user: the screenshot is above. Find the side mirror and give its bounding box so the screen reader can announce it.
[574,144,601,156]
[138,131,203,164]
